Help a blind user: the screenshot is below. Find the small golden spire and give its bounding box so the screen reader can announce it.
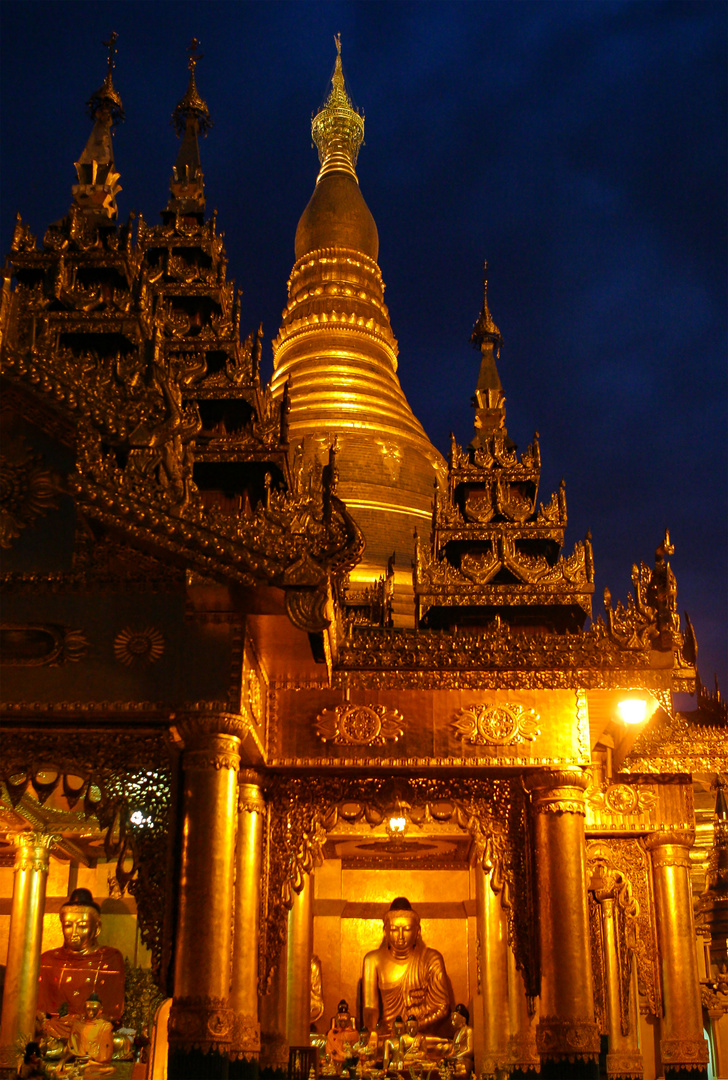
[86,31,124,124]
[311,34,365,182]
[470,262,503,355]
[172,38,212,136]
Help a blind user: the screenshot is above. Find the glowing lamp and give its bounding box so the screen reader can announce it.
[387,815,407,836]
[617,698,648,725]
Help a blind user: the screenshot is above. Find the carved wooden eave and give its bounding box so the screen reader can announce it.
[621,708,728,775]
[69,442,363,594]
[332,622,696,691]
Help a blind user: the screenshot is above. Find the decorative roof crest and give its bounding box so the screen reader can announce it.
[311,34,365,182]
[172,38,212,137]
[86,31,124,125]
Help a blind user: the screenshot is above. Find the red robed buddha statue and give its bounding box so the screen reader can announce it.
[38,888,125,1038]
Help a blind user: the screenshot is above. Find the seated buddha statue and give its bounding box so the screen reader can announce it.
[325,999,357,1073]
[434,1005,474,1078]
[58,993,115,1079]
[400,1015,428,1068]
[37,888,125,1044]
[362,897,451,1034]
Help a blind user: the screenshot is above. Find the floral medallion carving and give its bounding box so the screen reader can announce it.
[315,703,404,746]
[114,625,165,666]
[452,703,540,745]
[0,438,58,548]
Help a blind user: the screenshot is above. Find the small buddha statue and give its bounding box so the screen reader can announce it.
[400,1015,427,1069]
[325,999,357,1074]
[38,888,125,1044]
[433,1005,474,1078]
[362,897,451,1033]
[59,993,115,1078]
[382,1016,405,1074]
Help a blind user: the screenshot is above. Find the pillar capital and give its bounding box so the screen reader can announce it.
[176,712,248,746]
[13,831,57,871]
[176,716,242,771]
[524,768,589,815]
[238,772,265,814]
[646,829,694,870]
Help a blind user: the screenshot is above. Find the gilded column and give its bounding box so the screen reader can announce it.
[524,769,600,1074]
[646,830,709,1075]
[475,866,509,1078]
[260,936,289,1071]
[168,717,241,1073]
[505,940,540,1076]
[0,832,55,1066]
[286,872,313,1048]
[595,894,643,1079]
[229,770,265,1063]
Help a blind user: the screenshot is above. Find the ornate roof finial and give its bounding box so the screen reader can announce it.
[469,261,507,447]
[172,37,212,137]
[86,31,124,125]
[311,34,365,182]
[73,32,123,219]
[168,38,210,214]
[470,262,503,355]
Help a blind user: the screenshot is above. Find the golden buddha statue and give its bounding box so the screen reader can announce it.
[433,1006,474,1078]
[325,999,357,1073]
[362,897,451,1034]
[381,1015,405,1073]
[400,1015,428,1068]
[37,888,125,1043]
[57,993,115,1079]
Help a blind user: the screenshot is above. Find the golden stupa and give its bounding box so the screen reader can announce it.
[271,37,445,617]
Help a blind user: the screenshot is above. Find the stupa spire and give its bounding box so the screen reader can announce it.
[168,38,211,214]
[72,32,123,220]
[470,262,507,445]
[311,34,365,182]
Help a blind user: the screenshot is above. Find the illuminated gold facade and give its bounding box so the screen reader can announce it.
[1,38,727,1080]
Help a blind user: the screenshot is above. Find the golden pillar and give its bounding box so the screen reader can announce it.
[260,935,289,1070]
[286,872,313,1048]
[525,769,600,1067]
[230,770,265,1061]
[0,832,55,1066]
[505,939,540,1075]
[476,866,509,1077]
[595,895,642,1079]
[646,830,709,1073]
[168,717,241,1060]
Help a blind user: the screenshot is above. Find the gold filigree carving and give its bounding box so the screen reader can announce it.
[586,838,661,1019]
[0,437,59,548]
[622,709,728,774]
[113,625,164,666]
[452,703,539,745]
[0,623,89,666]
[536,1016,600,1062]
[659,1037,709,1067]
[315,703,404,746]
[168,996,232,1052]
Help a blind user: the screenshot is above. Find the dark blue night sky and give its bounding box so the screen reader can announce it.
[1,1,725,691]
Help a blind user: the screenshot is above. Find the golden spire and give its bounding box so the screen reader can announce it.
[169,39,210,212]
[311,34,365,182]
[86,31,124,125]
[73,33,123,220]
[470,262,507,445]
[172,38,212,136]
